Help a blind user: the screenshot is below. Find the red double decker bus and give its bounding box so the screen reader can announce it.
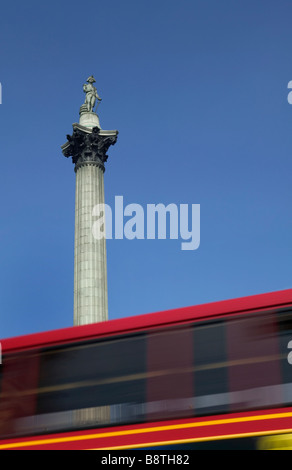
[0,289,292,450]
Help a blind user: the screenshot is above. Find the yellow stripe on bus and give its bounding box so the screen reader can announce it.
[0,411,292,449]
[94,429,292,450]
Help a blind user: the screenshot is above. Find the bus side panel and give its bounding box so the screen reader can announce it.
[0,352,39,437]
[146,327,194,421]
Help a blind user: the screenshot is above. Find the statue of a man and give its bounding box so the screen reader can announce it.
[83,76,102,112]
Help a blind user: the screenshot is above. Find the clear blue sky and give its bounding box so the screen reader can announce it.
[0,0,291,339]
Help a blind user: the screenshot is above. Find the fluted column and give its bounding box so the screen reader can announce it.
[74,162,108,324]
[62,123,118,326]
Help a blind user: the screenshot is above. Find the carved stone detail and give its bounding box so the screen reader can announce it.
[62,126,118,172]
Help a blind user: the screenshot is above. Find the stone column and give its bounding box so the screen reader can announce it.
[74,161,108,325]
[62,114,118,326]
[61,80,118,427]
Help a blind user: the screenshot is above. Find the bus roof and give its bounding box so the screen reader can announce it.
[1,288,292,353]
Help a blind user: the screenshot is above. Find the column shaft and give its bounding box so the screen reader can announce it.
[74,163,108,325]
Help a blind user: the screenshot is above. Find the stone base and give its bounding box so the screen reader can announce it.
[79,109,101,129]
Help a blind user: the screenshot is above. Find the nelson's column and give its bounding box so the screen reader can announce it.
[62,76,118,326]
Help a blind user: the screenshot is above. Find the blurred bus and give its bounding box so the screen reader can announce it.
[0,289,292,450]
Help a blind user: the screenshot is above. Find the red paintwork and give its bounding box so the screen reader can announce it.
[1,289,292,354]
[0,407,291,449]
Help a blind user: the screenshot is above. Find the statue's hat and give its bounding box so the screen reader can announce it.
[87,75,96,83]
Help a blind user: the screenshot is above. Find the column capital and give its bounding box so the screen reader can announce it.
[62,124,118,172]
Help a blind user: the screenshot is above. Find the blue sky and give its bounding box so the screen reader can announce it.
[0,0,291,339]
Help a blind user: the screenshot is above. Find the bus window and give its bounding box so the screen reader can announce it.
[193,320,229,416]
[227,311,282,411]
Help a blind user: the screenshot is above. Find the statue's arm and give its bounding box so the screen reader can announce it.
[95,89,102,101]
